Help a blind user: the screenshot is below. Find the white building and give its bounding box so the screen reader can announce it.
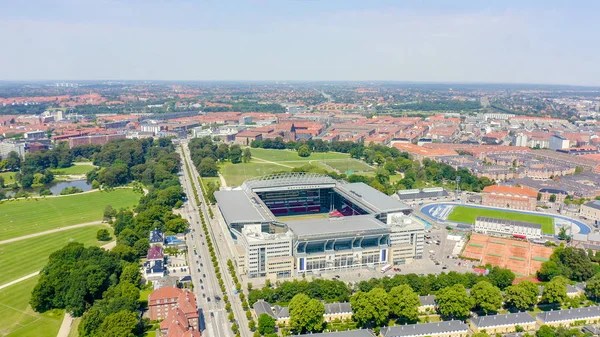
[0,140,26,158]
[512,133,528,147]
[388,214,424,265]
[550,135,570,151]
[237,225,295,279]
[474,216,542,239]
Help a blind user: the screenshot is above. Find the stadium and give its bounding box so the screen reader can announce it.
[214,173,424,279]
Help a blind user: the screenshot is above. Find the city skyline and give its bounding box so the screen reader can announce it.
[1,0,599,86]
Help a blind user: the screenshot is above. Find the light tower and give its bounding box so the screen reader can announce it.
[455,176,461,202]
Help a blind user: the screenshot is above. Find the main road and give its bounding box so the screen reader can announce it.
[178,142,250,337]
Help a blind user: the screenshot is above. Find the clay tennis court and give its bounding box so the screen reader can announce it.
[462,233,554,276]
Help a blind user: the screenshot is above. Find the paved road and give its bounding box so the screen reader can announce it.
[0,221,106,245]
[56,313,73,337]
[178,144,232,337]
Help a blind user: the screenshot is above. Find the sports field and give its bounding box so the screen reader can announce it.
[0,189,140,240]
[462,233,554,276]
[250,148,350,161]
[0,276,64,337]
[50,163,96,175]
[0,225,112,285]
[221,162,289,187]
[447,205,555,234]
[320,158,374,174]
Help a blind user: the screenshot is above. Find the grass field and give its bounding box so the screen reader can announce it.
[0,225,112,285]
[51,163,96,175]
[68,318,81,337]
[320,158,374,173]
[221,162,289,187]
[250,148,349,161]
[447,206,555,234]
[0,189,140,241]
[0,276,64,337]
[0,171,17,185]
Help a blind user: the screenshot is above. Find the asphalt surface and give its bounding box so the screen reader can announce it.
[178,142,250,337]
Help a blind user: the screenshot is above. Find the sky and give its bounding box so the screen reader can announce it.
[1,0,599,85]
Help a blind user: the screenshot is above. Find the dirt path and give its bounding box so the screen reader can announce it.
[56,313,74,337]
[218,173,227,187]
[0,221,107,246]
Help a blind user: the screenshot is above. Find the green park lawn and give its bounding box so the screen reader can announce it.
[0,225,112,285]
[0,171,17,185]
[0,276,64,337]
[220,162,290,187]
[50,163,96,175]
[0,189,140,241]
[250,148,349,162]
[447,205,555,234]
[320,158,374,174]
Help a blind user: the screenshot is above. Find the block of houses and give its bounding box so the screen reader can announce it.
[470,312,536,334]
[149,287,199,332]
[303,330,374,337]
[252,300,351,325]
[418,295,437,313]
[536,306,600,327]
[150,228,165,246]
[380,320,469,337]
[159,307,201,337]
[481,185,538,211]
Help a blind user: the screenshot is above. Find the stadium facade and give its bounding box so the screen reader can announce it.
[214,173,424,279]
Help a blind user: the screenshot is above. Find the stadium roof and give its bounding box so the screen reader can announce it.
[242,172,337,192]
[286,215,389,240]
[337,182,412,214]
[214,190,275,224]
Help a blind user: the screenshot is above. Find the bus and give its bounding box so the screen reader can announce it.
[380,264,392,273]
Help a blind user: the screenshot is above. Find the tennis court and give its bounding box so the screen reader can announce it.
[462,233,554,276]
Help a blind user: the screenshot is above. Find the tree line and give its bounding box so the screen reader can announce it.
[188,137,251,177]
[30,137,187,337]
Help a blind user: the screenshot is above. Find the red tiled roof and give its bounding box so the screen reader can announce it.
[149,286,183,303]
[482,185,538,198]
[147,245,164,260]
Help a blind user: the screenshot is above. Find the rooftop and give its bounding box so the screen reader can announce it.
[380,320,468,337]
[476,216,542,230]
[536,306,600,323]
[482,184,538,198]
[214,189,275,224]
[286,215,389,240]
[337,182,412,214]
[471,312,535,328]
[302,330,374,337]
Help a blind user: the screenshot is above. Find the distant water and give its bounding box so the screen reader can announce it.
[6,179,93,197]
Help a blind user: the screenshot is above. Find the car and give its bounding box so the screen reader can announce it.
[203,274,206,278]
[207,297,211,302]
[200,263,203,267]
[211,312,214,317]
[335,275,340,278]
[203,293,206,298]
[198,268,201,272]
[201,285,204,290]
[200,279,203,283]
[442,266,448,270]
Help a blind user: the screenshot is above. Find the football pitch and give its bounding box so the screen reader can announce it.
[0,189,140,241]
[447,205,555,234]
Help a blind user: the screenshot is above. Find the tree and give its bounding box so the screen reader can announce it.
[288,293,325,334]
[243,148,252,163]
[487,266,515,290]
[258,313,276,335]
[248,319,256,331]
[120,263,141,285]
[504,281,538,310]
[297,145,311,157]
[103,205,116,221]
[350,288,390,328]
[585,274,600,300]
[96,229,112,241]
[542,276,568,306]
[436,284,473,320]
[133,238,150,257]
[20,173,34,188]
[470,281,503,314]
[198,157,218,177]
[537,260,563,282]
[375,167,390,185]
[97,310,138,337]
[549,194,557,202]
[536,325,555,337]
[228,311,235,322]
[229,145,243,164]
[388,285,419,323]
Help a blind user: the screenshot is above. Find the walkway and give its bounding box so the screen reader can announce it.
[56,313,74,337]
[0,221,105,245]
[251,157,294,168]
